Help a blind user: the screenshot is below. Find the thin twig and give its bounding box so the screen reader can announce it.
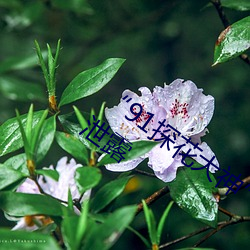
[218,206,235,218]
[211,0,250,66]
[193,216,250,247]
[136,186,170,215]
[134,169,156,178]
[159,224,212,249]
[159,216,250,249]
[218,175,250,197]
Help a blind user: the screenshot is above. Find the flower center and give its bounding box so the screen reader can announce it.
[170,99,190,122]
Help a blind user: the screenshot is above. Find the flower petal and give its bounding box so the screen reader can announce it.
[154,79,214,136]
[148,144,183,182]
[105,156,146,172]
[16,178,40,194]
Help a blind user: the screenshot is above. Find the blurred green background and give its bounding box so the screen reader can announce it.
[0,0,249,249]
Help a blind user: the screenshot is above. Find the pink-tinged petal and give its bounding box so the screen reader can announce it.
[154,79,214,136]
[190,128,208,145]
[105,88,162,140]
[39,157,82,201]
[105,156,146,172]
[148,144,183,182]
[16,178,40,194]
[185,142,220,173]
[38,165,57,195]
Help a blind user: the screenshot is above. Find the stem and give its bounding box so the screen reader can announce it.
[134,169,156,178]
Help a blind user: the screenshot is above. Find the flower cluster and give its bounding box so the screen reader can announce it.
[104,79,219,182]
[11,157,89,231]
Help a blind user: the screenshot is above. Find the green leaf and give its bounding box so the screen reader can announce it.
[62,201,89,250]
[59,58,125,106]
[76,200,89,248]
[0,110,44,157]
[97,140,158,166]
[4,153,29,175]
[221,0,250,11]
[62,215,80,250]
[0,228,60,250]
[36,169,59,181]
[0,191,65,216]
[0,51,47,74]
[91,176,132,213]
[56,131,89,164]
[83,205,137,250]
[168,164,218,227]
[142,200,157,245]
[0,76,46,102]
[213,16,250,65]
[36,116,56,162]
[30,109,48,157]
[75,167,102,194]
[52,0,93,14]
[0,164,27,190]
[157,201,174,244]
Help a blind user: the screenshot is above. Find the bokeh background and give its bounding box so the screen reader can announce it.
[0,0,249,249]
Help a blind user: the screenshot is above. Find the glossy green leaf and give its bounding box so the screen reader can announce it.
[83,205,137,250]
[97,140,158,166]
[56,131,89,164]
[36,116,56,162]
[0,164,27,190]
[91,176,132,213]
[221,0,250,11]
[213,16,250,65]
[168,164,218,227]
[0,111,44,157]
[0,192,65,216]
[75,167,102,194]
[4,153,29,175]
[59,58,125,106]
[0,77,46,102]
[0,228,60,250]
[59,112,110,152]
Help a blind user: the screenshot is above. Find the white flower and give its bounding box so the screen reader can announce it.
[104,79,219,182]
[12,157,90,231]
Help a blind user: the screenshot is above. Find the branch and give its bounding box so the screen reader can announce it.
[218,175,250,197]
[211,0,250,66]
[193,216,250,247]
[159,224,212,249]
[159,215,250,249]
[136,186,169,215]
